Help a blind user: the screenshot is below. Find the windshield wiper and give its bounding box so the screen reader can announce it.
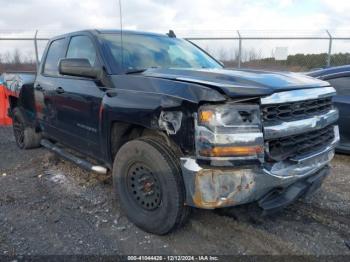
[125,66,161,74]
[125,68,147,74]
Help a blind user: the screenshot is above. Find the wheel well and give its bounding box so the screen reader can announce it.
[8,95,40,131]
[8,96,18,110]
[110,122,183,160]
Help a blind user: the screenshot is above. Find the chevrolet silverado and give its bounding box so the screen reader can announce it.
[5,30,339,235]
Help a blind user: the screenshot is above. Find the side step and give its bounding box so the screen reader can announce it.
[40,139,108,175]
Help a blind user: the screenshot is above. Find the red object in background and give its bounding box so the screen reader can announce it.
[0,84,12,126]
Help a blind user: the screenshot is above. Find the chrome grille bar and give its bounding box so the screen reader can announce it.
[261,86,336,105]
[264,109,338,139]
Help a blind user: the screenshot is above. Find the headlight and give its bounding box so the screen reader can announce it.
[195,103,264,161]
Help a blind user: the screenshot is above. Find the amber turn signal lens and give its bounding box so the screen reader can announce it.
[199,110,214,123]
[199,146,263,157]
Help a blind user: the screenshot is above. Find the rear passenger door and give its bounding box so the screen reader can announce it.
[34,37,68,139]
[53,35,104,157]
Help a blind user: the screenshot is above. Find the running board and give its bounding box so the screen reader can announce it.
[40,139,108,175]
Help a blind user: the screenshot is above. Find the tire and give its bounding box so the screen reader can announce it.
[113,137,190,235]
[12,108,41,149]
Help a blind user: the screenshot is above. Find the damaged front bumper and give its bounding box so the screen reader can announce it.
[180,126,339,209]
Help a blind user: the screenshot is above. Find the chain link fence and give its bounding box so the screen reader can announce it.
[183,30,350,72]
[0,30,350,73]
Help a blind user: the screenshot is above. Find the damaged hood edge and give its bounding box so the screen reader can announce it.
[141,68,331,98]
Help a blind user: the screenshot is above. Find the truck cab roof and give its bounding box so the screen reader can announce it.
[50,29,169,41]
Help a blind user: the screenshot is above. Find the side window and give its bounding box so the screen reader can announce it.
[66,36,97,66]
[327,77,350,96]
[43,38,66,76]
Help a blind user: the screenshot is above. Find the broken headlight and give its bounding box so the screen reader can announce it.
[195,103,264,161]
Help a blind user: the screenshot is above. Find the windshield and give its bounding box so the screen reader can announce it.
[100,33,222,73]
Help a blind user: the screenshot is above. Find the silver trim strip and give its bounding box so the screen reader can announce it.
[261,86,336,105]
[176,77,257,89]
[91,166,108,175]
[263,149,334,179]
[264,109,339,139]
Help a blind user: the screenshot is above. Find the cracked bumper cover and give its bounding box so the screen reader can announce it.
[180,126,339,209]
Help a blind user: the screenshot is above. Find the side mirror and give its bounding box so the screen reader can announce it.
[59,58,100,78]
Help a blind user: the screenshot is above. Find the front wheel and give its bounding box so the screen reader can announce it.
[113,137,190,235]
[12,108,41,149]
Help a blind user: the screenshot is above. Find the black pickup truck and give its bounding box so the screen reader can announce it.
[5,30,339,235]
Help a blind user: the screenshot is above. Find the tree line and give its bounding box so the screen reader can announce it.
[219,49,350,71]
[0,49,36,73]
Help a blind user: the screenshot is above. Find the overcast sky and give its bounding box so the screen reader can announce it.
[0,0,350,60]
[1,0,350,33]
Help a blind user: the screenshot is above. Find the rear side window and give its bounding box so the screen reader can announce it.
[327,77,350,96]
[43,38,66,76]
[66,35,97,66]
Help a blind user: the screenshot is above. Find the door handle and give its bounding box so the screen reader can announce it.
[106,91,117,97]
[35,84,44,91]
[56,87,65,94]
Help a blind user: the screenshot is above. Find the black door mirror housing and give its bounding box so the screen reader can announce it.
[59,58,100,78]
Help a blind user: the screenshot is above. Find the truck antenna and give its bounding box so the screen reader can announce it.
[34,30,39,72]
[167,30,176,38]
[118,0,124,69]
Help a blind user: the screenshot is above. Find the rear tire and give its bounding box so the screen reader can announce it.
[12,108,41,149]
[113,137,190,235]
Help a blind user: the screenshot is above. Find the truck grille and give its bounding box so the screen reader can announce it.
[262,97,332,122]
[260,87,338,162]
[267,125,335,162]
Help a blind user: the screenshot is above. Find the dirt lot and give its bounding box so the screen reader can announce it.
[0,126,349,256]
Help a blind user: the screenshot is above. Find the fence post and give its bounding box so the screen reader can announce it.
[237,30,242,68]
[326,30,332,67]
[34,30,39,72]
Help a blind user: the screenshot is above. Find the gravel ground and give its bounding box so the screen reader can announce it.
[0,126,349,255]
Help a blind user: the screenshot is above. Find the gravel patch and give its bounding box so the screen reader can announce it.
[0,126,349,255]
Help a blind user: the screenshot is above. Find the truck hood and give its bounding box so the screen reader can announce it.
[142,68,330,97]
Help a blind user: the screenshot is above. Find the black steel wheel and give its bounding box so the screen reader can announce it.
[12,108,41,149]
[113,137,190,235]
[13,111,25,149]
[127,162,162,210]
